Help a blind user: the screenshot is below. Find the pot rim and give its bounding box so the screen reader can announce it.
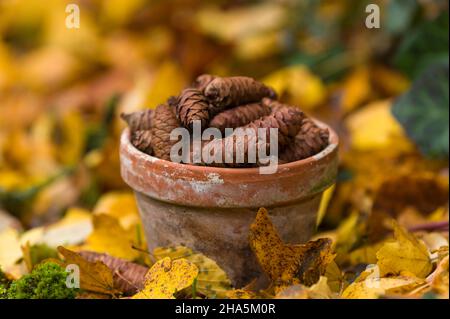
[120,119,339,207]
[121,119,338,175]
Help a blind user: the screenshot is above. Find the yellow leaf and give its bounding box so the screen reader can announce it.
[93,192,140,230]
[308,276,335,298]
[348,244,381,266]
[249,208,294,282]
[57,246,120,296]
[345,100,413,151]
[99,0,146,26]
[317,184,335,226]
[196,3,286,42]
[249,208,334,287]
[18,47,84,92]
[334,211,360,254]
[235,31,281,60]
[263,65,326,110]
[0,41,17,90]
[324,261,345,293]
[429,255,449,298]
[225,289,257,299]
[376,221,433,278]
[420,232,448,254]
[20,207,92,248]
[276,277,335,299]
[145,61,186,107]
[0,170,30,191]
[339,66,371,113]
[21,242,33,273]
[132,257,198,299]
[0,228,22,271]
[55,111,86,166]
[371,65,410,96]
[84,214,140,261]
[342,271,423,299]
[153,246,232,298]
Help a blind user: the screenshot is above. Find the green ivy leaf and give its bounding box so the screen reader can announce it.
[385,0,418,35]
[393,13,449,79]
[392,61,449,159]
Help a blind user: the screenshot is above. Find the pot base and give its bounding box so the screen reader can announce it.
[135,191,321,287]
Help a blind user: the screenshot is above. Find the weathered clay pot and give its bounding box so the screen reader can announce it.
[120,120,338,287]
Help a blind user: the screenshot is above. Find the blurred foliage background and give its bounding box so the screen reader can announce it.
[0,0,448,260]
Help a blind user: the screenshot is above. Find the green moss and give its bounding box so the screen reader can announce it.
[0,268,11,299]
[29,243,59,266]
[7,262,78,299]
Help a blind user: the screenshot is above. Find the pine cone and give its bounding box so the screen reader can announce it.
[131,130,153,155]
[151,104,181,161]
[247,104,304,148]
[192,74,216,92]
[204,76,277,110]
[262,98,300,114]
[279,118,329,162]
[201,106,302,167]
[209,102,271,133]
[120,109,153,132]
[175,88,210,129]
[201,133,269,168]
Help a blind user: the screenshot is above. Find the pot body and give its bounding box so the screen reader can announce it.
[120,121,339,287]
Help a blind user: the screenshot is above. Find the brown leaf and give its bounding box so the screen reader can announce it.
[79,251,148,296]
[57,246,121,296]
[249,208,334,288]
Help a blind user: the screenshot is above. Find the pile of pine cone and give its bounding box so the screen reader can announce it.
[121,75,329,167]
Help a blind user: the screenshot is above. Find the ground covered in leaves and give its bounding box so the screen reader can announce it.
[0,0,449,299]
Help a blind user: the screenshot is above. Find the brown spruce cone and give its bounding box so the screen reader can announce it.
[201,106,303,167]
[120,109,153,132]
[151,103,181,160]
[192,74,216,92]
[79,251,148,296]
[175,88,210,129]
[200,133,269,168]
[131,130,153,155]
[262,97,300,114]
[204,76,277,110]
[247,103,304,148]
[209,102,271,133]
[279,117,329,162]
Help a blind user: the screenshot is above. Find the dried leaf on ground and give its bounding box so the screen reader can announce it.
[342,268,424,299]
[0,227,22,272]
[276,276,335,299]
[263,65,326,110]
[20,207,92,248]
[153,246,232,298]
[79,251,148,296]
[249,208,334,289]
[376,221,433,278]
[132,257,198,299]
[57,246,120,296]
[92,191,141,230]
[428,255,449,298]
[84,214,140,261]
[225,289,257,299]
[345,99,413,152]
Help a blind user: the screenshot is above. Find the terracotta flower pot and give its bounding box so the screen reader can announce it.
[120,120,339,287]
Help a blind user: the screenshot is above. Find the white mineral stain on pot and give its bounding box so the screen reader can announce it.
[312,142,337,161]
[206,172,224,184]
[187,172,224,195]
[121,156,132,170]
